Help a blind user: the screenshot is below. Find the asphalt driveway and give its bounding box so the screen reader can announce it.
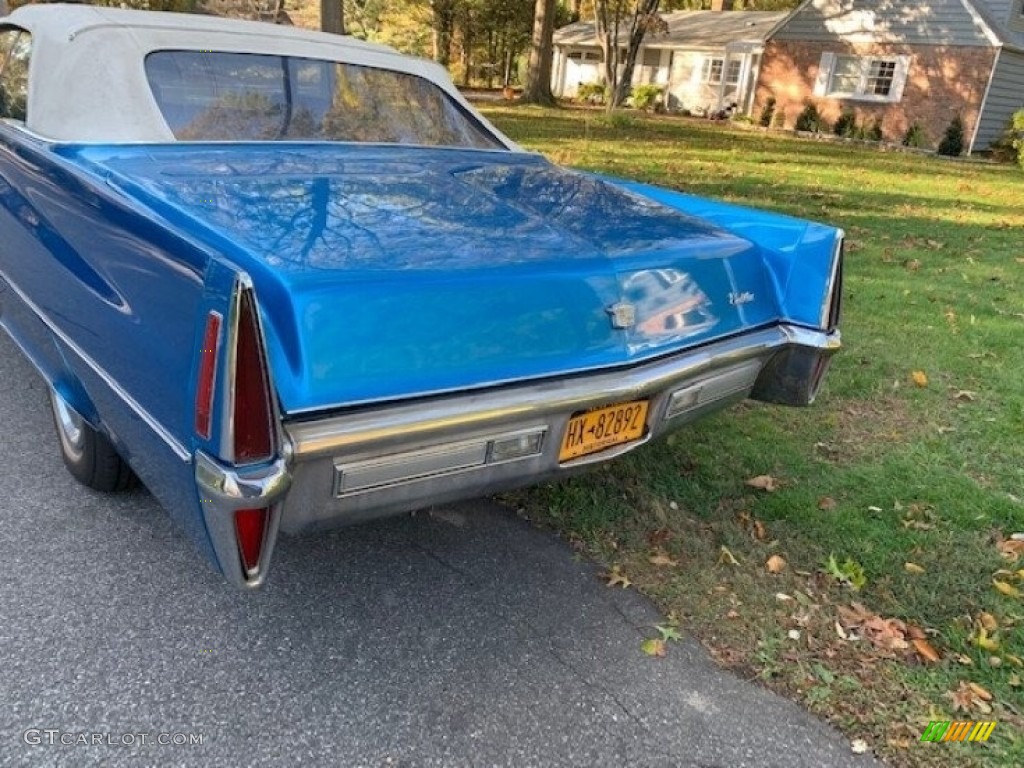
[0,331,881,767]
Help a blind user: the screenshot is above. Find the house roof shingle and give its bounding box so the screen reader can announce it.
[770,0,1023,52]
[553,10,789,50]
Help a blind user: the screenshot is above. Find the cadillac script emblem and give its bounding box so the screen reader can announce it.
[606,302,636,329]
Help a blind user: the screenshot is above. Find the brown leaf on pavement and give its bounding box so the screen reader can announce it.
[605,565,632,589]
[640,638,666,657]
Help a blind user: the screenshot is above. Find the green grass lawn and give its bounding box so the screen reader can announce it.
[479,105,1024,767]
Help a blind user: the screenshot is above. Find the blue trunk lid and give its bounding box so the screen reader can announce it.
[65,145,779,413]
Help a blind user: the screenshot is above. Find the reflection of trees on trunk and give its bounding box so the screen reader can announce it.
[127,150,716,272]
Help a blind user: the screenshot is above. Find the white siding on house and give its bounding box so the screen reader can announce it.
[773,0,994,46]
[975,49,1024,147]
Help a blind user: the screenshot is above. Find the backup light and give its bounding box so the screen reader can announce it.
[486,430,545,463]
[666,361,762,418]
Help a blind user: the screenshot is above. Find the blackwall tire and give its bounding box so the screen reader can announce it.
[49,389,135,492]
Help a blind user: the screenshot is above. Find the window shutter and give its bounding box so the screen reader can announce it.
[813,52,835,97]
[889,55,911,102]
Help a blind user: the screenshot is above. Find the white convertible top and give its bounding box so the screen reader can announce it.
[2,3,505,144]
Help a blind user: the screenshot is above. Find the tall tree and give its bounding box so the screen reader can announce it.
[594,0,664,109]
[521,0,556,104]
[431,0,457,65]
[321,1,346,34]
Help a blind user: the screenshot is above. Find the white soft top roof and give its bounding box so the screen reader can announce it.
[2,4,504,144]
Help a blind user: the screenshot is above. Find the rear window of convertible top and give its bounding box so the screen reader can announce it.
[144,50,503,149]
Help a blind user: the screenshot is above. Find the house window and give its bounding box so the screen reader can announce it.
[725,60,742,86]
[816,52,910,103]
[702,57,741,86]
[701,58,724,84]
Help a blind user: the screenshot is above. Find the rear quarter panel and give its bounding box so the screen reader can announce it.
[0,127,221,564]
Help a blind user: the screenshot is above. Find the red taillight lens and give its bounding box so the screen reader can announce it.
[233,291,274,463]
[194,312,222,439]
[235,507,267,572]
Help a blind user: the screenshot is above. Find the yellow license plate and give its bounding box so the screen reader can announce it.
[559,400,649,462]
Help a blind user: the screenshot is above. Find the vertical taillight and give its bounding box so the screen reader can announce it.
[235,507,268,573]
[232,290,275,464]
[194,312,222,439]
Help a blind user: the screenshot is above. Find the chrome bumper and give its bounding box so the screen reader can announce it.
[275,324,839,536]
[197,325,837,587]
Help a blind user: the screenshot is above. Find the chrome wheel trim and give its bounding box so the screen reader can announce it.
[51,391,86,462]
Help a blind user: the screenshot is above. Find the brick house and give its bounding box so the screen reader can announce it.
[755,0,1024,152]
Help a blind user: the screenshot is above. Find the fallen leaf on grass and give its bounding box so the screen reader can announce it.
[993,579,1020,598]
[605,565,632,589]
[746,475,779,492]
[1006,654,1023,667]
[948,681,993,713]
[752,520,767,541]
[718,546,740,566]
[655,624,681,643]
[953,389,977,402]
[766,555,787,574]
[998,536,1024,563]
[825,554,867,590]
[904,562,926,575]
[973,626,1000,652]
[648,551,679,568]
[850,739,869,755]
[968,682,993,701]
[835,620,848,640]
[641,638,666,657]
[911,370,929,387]
[1010,674,1022,688]
[817,496,837,511]
[978,612,999,632]
[837,602,908,652]
[912,638,942,664]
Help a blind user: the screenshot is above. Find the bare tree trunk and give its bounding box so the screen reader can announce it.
[320,1,345,35]
[521,0,556,105]
[431,0,455,66]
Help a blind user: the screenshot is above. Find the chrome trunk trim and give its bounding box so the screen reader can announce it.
[285,325,839,460]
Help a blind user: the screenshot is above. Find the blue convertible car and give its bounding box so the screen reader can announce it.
[0,5,841,588]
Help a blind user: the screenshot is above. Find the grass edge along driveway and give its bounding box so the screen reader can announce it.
[480,104,1024,768]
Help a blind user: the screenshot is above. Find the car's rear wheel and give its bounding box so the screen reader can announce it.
[49,389,135,491]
